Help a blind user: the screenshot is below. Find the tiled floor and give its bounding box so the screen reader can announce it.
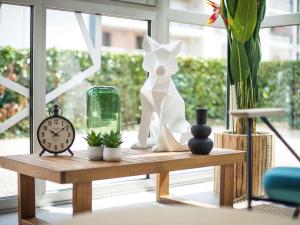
[0,182,217,225]
[0,181,299,225]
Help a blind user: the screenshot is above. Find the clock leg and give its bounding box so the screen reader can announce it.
[68,149,74,156]
[39,149,46,156]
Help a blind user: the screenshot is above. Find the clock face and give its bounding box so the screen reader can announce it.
[37,116,75,154]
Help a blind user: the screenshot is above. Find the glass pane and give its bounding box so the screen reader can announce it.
[170,22,227,126]
[170,0,212,14]
[46,11,148,192]
[258,25,300,167]
[266,0,298,16]
[102,16,147,52]
[0,4,31,198]
[170,0,299,15]
[46,9,94,192]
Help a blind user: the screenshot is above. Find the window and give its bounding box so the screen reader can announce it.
[45,9,98,192]
[258,25,300,167]
[169,22,227,126]
[168,0,300,169]
[0,0,299,211]
[0,4,31,198]
[170,0,211,14]
[102,16,147,51]
[90,15,148,146]
[266,0,299,15]
[103,32,111,46]
[0,0,154,209]
[45,11,148,192]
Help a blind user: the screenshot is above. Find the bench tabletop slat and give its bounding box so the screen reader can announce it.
[0,148,245,184]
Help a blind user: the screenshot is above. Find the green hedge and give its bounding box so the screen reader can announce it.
[0,47,299,138]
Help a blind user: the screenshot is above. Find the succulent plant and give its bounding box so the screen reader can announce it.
[102,130,123,148]
[84,130,102,147]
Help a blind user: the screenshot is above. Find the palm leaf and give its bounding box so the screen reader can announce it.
[224,0,238,18]
[230,37,250,82]
[228,0,257,43]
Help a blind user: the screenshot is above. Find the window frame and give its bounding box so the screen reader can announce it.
[0,0,156,211]
[0,0,299,212]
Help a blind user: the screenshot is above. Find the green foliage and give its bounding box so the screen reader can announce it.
[1,47,300,141]
[102,130,123,148]
[175,57,227,121]
[90,52,145,127]
[84,130,102,146]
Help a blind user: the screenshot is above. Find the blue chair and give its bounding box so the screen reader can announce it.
[264,167,300,207]
[230,108,300,218]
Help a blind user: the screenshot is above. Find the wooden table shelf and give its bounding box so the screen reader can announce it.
[0,148,245,225]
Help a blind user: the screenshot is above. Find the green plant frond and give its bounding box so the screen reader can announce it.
[230,37,250,82]
[224,0,238,19]
[228,0,257,43]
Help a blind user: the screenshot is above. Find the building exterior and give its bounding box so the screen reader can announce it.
[0,0,298,60]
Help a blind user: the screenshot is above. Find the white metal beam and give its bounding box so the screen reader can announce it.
[94,15,102,66]
[152,0,169,43]
[43,0,157,21]
[75,12,98,65]
[46,65,99,103]
[167,9,225,28]
[0,76,29,97]
[32,1,47,154]
[1,0,39,6]
[261,13,300,28]
[45,13,101,104]
[0,107,28,133]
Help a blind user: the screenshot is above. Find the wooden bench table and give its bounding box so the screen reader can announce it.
[0,148,245,225]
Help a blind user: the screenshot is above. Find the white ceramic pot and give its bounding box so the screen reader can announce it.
[103,147,122,162]
[87,145,103,161]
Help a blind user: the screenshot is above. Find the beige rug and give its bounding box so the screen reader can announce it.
[234,201,298,218]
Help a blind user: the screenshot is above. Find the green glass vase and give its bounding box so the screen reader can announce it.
[87,86,120,134]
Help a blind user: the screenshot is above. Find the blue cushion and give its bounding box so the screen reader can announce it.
[263,167,300,205]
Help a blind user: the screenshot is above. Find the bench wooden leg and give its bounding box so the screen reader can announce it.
[73,181,92,215]
[156,171,169,202]
[18,174,35,224]
[220,164,234,207]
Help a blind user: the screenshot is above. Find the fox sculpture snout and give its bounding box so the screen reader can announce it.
[155,65,167,76]
[132,35,192,152]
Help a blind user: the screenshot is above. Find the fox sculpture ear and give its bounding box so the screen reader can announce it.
[143,35,160,53]
[166,41,182,56]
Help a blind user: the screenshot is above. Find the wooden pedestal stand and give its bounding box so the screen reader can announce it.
[214,132,274,199]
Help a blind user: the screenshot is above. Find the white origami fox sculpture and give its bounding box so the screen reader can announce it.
[132,36,191,152]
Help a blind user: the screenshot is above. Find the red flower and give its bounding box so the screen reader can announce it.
[206,0,228,26]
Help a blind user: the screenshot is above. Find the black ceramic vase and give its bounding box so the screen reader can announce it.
[188,108,213,155]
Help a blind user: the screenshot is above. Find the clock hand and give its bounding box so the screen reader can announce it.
[56,126,69,135]
[50,130,59,137]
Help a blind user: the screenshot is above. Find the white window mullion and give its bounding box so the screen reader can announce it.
[43,0,156,21]
[152,0,169,43]
[167,9,225,28]
[262,13,300,28]
[32,0,47,199]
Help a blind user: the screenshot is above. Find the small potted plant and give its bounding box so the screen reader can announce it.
[102,130,123,162]
[84,130,103,161]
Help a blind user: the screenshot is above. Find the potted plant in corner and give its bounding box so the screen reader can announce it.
[207,0,272,199]
[84,130,103,161]
[103,130,123,162]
